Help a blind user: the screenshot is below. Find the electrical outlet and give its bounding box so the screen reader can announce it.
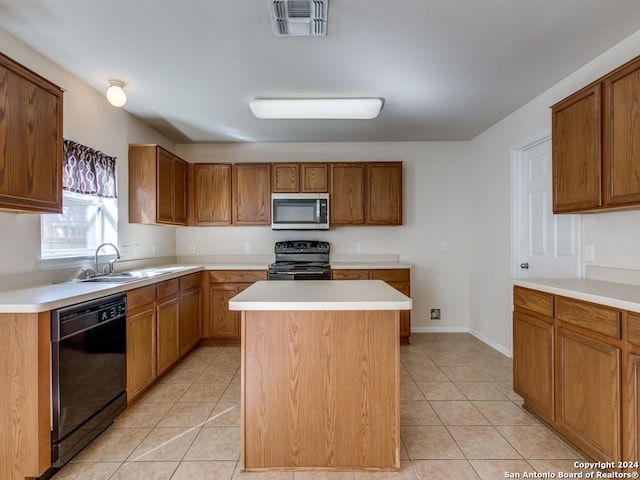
[244,243,252,254]
[152,244,157,257]
[120,245,130,259]
[357,242,364,253]
[441,242,449,253]
[133,244,139,258]
[188,243,196,254]
[430,308,441,320]
[584,244,595,263]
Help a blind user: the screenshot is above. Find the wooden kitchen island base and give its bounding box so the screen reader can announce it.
[241,309,400,471]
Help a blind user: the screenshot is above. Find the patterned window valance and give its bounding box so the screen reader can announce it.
[62,138,117,198]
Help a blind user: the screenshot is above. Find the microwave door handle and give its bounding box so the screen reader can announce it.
[316,200,320,220]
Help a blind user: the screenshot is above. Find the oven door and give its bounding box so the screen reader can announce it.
[271,193,329,230]
[268,271,331,280]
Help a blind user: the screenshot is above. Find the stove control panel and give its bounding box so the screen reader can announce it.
[275,241,330,253]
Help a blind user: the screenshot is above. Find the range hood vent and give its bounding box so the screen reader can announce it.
[269,0,328,36]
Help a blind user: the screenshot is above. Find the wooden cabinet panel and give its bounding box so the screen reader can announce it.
[366,162,402,225]
[272,163,299,192]
[370,268,410,282]
[233,163,271,224]
[330,163,365,225]
[126,305,156,401]
[179,287,201,356]
[188,164,232,225]
[209,270,267,283]
[627,312,640,348]
[513,287,553,318]
[0,53,63,213]
[513,312,554,422]
[556,296,620,339]
[209,285,241,337]
[157,296,180,375]
[127,285,156,311]
[301,163,328,192]
[128,145,187,225]
[180,272,202,292]
[552,84,602,213]
[157,278,180,300]
[603,58,640,206]
[624,352,640,463]
[331,269,369,280]
[557,328,621,462]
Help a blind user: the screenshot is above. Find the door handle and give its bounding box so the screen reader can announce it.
[520,263,529,269]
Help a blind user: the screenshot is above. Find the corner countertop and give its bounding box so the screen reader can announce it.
[229,280,412,311]
[513,277,640,313]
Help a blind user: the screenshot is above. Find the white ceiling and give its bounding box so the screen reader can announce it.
[2,0,640,143]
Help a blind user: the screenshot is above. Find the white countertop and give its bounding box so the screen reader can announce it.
[229,280,413,311]
[513,277,640,313]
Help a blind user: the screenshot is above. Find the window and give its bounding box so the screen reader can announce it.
[41,139,118,259]
[41,191,117,258]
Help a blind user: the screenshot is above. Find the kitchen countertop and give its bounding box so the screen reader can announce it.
[0,260,412,313]
[513,277,640,313]
[229,280,412,311]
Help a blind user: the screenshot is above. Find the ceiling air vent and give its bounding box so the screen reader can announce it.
[269,0,328,37]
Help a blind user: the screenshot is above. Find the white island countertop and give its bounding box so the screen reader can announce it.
[229,280,412,311]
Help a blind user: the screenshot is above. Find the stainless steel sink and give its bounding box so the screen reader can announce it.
[80,274,139,283]
[61,266,189,284]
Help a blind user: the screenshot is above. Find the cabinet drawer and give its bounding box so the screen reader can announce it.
[370,268,410,282]
[556,296,620,339]
[180,272,201,292]
[127,285,156,310]
[627,312,640,347]
[331,269,369,280]
[513,287,553,318]
[157,278,180,299]
[209,270,267,283]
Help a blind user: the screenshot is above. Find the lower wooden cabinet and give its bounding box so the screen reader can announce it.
[331,268,411,344]
[126,272,202,402]
[513,285,626,464]
[126,286,157,401]
[556,327,621,461]
[202,270,268,344]
[513,310,554,423]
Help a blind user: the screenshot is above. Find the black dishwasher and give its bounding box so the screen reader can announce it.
[51,292,127,467]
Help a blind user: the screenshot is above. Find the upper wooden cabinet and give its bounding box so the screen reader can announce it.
[552,84,602,213]
[552,55,640,213]
[330,162,403,225]
[366,162,403,225]
[330,163,365,225]
[272,163,329,193]
[188,163,232,225]
[233,163,271,225]
[129,145,187,225]
[0,53,63,213]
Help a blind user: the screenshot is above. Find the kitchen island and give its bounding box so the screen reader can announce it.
[229,280,412,472]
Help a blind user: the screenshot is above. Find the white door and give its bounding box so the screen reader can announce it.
[513,136,581,278]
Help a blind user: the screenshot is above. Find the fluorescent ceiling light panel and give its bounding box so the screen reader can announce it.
[249,98,383,119]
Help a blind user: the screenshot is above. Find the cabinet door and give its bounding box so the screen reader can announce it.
[366,163,402,225]
[209,284,241,337]
[330,163,365,225]
[300,163,328,192]
[557,328,621,462]
[126,306,157,401]
[233,163,271,224]
[157,297,180,375]
[272,163,299,192]
[0,53,63,213]
[179,288,201,356]
[173,157,187,224]
[624,352,640,464]
[603,58,640,206]
[552,84,602,213]
[513,312,554,422]
[157,148,175,224]
[190,164,232,225]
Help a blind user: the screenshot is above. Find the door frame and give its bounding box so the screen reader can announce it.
[510,131,583,279]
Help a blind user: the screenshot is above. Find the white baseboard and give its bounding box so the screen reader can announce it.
[411,326,512,359]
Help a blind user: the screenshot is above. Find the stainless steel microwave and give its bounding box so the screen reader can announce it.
[271,193,329,230]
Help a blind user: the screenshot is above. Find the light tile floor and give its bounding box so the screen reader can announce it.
[51,333,587,480]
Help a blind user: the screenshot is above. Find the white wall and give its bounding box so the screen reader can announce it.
[176,142,472,332]
[469,29,640,354]
[0,27,176,280]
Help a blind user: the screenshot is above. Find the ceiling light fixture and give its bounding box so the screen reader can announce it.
[106,79,127,107]
[249,98,383,119]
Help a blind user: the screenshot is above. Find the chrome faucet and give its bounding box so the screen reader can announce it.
[95,242,121,275]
